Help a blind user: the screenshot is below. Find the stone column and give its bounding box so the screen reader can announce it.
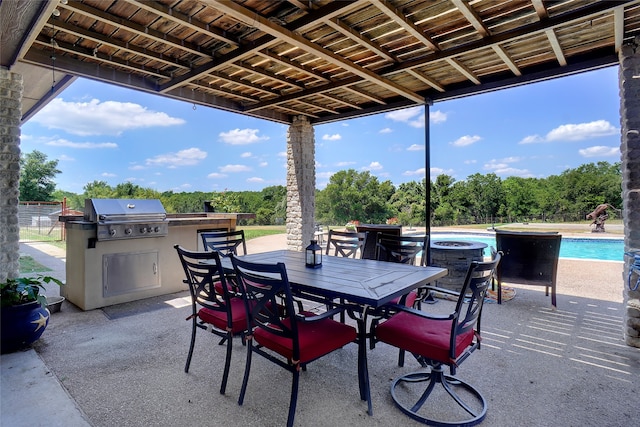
[620,36,640,348]
[286,115,315,251]
[0,67,23,282]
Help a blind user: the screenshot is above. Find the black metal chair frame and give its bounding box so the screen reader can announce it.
[494,230,561,307]
[370,233,430,366]
[372,253,501,427]
[375,233,428,266]
[325,229,367,258]
[174,245,246,395]
[230,255,358,427]
[201,229,247,256]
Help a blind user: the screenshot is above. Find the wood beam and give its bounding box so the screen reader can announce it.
[406,69,445,92]
[207,0,424,104]
[324,17,398,63]
[545,29,567,66]
[61,1,213,59]
[450,0,490,37]
[127,0,239,46]
[492,45,522,76]
[446,58,481,85]
[373,0,440,52]
[46,19,192,71]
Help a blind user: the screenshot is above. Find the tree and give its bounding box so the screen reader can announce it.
[19,150,61,201]
[390,180,426,227]
[83,181,115,199]
[317,169,395,224]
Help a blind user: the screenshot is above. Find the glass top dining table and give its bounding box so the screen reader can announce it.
[223,249,448,416]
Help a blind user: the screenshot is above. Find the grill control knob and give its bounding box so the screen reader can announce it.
[109,228,117,237]
[140,227,147,233]
[153,226,160,233]
[125,228,132,235]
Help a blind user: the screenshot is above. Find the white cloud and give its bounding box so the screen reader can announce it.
[363,161,383,171]
[207,172,227,179]
[464,159,477,164]
[386,106,421,122]
[518,134,544,144]
[101,172,117,177]
[322,133,342,141]
[430,110,447,124]
[579,146,620,157]
[336,161,356,167]
[145,148,207,168]
[484,158,532,177]
[32,98,185,136]
[218,128,269,145]
[129,165,146,171]
[407,144,424,151]
[259,161,268,167]
[379,127,392,134]
[451,135,481,147]
[57,154,74,161]
[520,120,618,144]
[219,164,252,173]
[404,168,426,176]
[384,106,446,128]
[430,167,454,177]
[247,177,265,183]
[241,152,252,158]
[46,138,118,149]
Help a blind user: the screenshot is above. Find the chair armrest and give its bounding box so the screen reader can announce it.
[295,306,345,322]
[383,303,454,321]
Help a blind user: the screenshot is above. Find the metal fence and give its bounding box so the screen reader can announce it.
[19,201,64,242]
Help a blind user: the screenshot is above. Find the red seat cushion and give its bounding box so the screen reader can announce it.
[388,290,418,307]
[254,317,356,364]
[198,296,248,334]
[375,311,474,363]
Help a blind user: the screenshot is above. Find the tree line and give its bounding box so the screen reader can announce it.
[21,150,621,227]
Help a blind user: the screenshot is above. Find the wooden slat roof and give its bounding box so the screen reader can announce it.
[2,0,640,124]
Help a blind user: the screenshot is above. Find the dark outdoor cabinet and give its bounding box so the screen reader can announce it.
[495,231,562,307]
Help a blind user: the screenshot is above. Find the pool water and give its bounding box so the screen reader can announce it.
[430,233,624,261]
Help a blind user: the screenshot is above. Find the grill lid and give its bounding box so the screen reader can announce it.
[84,198,167,223]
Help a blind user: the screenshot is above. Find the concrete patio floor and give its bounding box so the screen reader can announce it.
[2,233,639,426]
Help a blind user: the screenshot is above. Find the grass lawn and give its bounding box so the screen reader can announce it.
[238,225,286,240]
[19,255,51,274]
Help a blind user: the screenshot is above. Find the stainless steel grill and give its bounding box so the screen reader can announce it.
[84,198,168,241]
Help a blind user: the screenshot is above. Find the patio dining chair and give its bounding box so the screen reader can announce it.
[372,253,501,426]
[230,255,359,427]
[371,233,430,366]
[325,229,367,258]
[201,229,247,256]
[174,245,248,395]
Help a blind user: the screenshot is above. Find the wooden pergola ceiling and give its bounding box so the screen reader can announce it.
[3,0,640,124]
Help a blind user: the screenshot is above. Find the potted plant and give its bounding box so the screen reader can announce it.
[1,275,64,354]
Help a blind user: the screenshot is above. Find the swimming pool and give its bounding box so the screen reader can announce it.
[430,233,624,261]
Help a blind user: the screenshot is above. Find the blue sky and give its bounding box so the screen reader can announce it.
[20,66,620,194]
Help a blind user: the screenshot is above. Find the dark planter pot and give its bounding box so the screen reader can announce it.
[1,301,50,354]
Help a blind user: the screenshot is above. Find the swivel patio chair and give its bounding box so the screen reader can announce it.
[325,229,367,258]
[373,253,501,426]
[201,229,247,256]
[230,255,359,427]
[174,245,248,395]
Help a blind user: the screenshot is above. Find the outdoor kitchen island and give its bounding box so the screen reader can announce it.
[62,203,254,310]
